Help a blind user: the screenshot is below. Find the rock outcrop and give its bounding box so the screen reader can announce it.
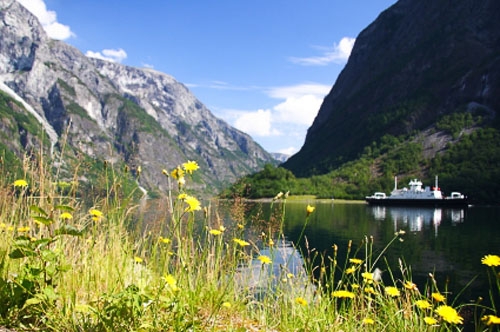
[0,0,275,195]
[284,0,500,176]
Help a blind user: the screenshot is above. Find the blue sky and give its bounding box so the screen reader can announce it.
[19,0,397,155]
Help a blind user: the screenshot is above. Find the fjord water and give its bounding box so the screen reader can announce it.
[237,201,500,304]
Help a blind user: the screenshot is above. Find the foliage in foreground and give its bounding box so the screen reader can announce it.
[1,155,500,331]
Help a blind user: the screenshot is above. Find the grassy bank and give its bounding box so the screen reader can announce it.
[1,156,499,331]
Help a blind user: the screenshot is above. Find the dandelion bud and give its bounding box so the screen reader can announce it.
[306,204,315,216]
[178,177,186,188]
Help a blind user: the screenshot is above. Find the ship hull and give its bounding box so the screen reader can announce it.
[365,198,468,207]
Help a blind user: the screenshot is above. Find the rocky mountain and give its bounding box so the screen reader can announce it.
[283,0,500,177]
[0,0,275,196]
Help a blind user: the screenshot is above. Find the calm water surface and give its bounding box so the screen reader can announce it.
[231,200,500,304]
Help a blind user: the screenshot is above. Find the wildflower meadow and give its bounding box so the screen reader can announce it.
[0,154,499,331]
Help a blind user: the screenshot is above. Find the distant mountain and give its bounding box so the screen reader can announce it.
[270,152,290,163]
[284,0,500,177]
[0,0,275,196]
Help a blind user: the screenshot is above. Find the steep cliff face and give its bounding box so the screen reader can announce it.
[284,0,500,176]
[0,0,274,195]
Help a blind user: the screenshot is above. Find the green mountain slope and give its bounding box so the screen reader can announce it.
[283,0,500,183]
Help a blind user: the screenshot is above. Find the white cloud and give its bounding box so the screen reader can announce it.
[233,109,280,137]
[268,83,330,99]
[86,49,128,63]
[268,83,330,126]
[225,82,330,140]
[290,36,355,66]
[17,0,75,40]
[273,94,324,126]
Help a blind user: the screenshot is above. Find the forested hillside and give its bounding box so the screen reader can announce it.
[282,0,500,193]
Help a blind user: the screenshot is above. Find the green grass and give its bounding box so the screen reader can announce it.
[0,153,499,331]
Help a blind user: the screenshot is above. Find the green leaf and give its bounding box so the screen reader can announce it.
[24,297,42,306]
[32,216,54,225]
[55,224,83,236]
[32,238,54,247]
[43,286,58,301]
[41,249,57,262]
[57,264,72,273]
[54,205,75,212]
[30,205,48,217]
[9,248,35,259]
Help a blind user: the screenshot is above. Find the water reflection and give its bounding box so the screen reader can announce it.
[235,240,313,300]
[225,200,499,307]
[370,206,466,236]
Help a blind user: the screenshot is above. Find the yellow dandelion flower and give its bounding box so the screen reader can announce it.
[222,302,231,308]
[0,222,6,229]
[89,209,103,221]
[435,305,463,324]
[481,254,500,267]
[362,271,374,280]
[257,255,272,265]
[134,256,143,263]
[351,283,360,289]
[159,236,171,244]
[364,287,377,295]
[424,317,438,325]
[178,193,188,200]
[163,274,177,286]
[287,273,294,279]
[170,166,184,180]
[295,297,308,306]
[404,281,418,290]
[233,238,250,247]
[349,258,363,264]
[13,179,28,187]
[60,212,73,220]
[306,204,315,216]
[363,318,375,325]
[184,195,201,212]
[415,299,432,309]
[269,238,275,246]
[182,160,199,174]
[432,292,446,302]
[209,229,222,236]
[332,290,355,299]
[482,315,500,325]
[17,226,30,233]
[219,225,226,232]
[385,286,400,297]
[7,226,14,232]
[237,223,244,229]
[346,266,356,274]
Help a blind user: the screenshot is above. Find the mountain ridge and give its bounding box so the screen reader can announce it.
[0,0,276,196]
[284,0,500,177]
